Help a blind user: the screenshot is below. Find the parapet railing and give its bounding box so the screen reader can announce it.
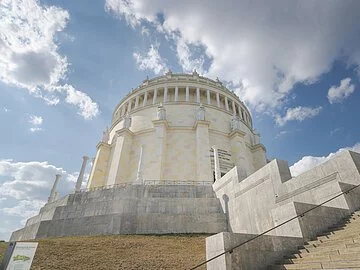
[189,177,360,269]
[78,180,213,193]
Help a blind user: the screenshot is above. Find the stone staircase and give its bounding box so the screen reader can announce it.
[269,210,360,269]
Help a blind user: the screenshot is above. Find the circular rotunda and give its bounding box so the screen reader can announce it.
[87,71,266,189]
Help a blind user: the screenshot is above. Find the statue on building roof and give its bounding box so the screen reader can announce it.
[157,103,166,120]
[102,126,110,143]
[123,113,131,129]
[197,103,206,121]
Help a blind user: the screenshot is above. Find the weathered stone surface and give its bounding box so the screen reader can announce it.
[10,185,227,241]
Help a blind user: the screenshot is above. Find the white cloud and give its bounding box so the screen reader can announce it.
[290,143,360,177]
[276,106,322,126]
[175,39,205,74]
[0,159,77,200]
[2,200,45,219]
[105,0,360,112]
[3,107,10,113]
[28,114,43,126]
[28,114,43,132]
[58,84,100,120]
[327,77,355,104]
[133,44,167,75]
[0,158,92,240]
[0,0,99,119]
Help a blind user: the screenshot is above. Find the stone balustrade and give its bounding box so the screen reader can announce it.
[111,73,253,129]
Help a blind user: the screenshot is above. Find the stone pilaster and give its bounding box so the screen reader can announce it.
[186,86,189,102]
[195,120,212,182]
[87,142,111,188]
[75,156,89,192]
[106,128,134,186]
[196,87,200,103]
[152,120,168,181]
[229,130,248,181]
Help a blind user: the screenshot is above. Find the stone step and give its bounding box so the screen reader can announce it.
[268,262,322,269]
[316,231,360,242]
[304,236,359,247]
[282,252,360,264]
[321,260,360,268]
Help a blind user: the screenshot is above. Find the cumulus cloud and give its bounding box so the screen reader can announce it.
[105,0,360,112]
[133,44,168,75]
[28,114,43,132]
[276,106,322,126]
[290,143,360,177]
[327,77,355,104]
[0,0,99,119]
[0,158,93,240]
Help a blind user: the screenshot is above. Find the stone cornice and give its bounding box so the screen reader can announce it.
[250,143,267,153]
[116,128,134,137]
[96,142,111,149]
[229,130,246,139]
[152,119,169,128]
[193,120,211,129]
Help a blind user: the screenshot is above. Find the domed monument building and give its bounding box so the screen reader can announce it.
[10,72,360,269]
[88,70,266,188]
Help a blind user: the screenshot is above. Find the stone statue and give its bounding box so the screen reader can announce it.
[253,130,261,145]
[193,69,199,77]
[123,113,131,129]
[197,103,205,121]
[231,114,241,131]
[102,126,110,143]
[157,103,166,120]
[165,69,172,77]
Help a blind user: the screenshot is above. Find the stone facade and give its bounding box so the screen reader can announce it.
[87,73,266,188]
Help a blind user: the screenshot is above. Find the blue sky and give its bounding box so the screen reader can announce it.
[0,0,360,240]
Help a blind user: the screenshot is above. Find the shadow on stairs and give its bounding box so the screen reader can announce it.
[269,210,360,269]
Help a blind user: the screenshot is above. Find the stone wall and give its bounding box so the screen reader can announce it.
[10,185,227,241]
[206,150,360,269]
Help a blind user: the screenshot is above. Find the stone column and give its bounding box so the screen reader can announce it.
[143,91,148,106]
[75,156,89,192]
[135,145,144,184]
[86,157,95,188]
[163,87,168,103]
[216,92,220,108]
[232,100,236,115]
[153,89,158,105]
[135,95,139,109]
[213,146,221,181]
[225,97,229,111]
[207,89,211,105]
[127,100,132,113]
[48,174,61,203]
[186,86,189,102]
[175,86,178,102]
[195,120,212,183]
[196,87,200,103]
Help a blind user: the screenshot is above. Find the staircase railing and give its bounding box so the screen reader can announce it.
[190,180,360,270]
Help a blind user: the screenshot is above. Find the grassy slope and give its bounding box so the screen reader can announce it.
[1,235,208,270]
